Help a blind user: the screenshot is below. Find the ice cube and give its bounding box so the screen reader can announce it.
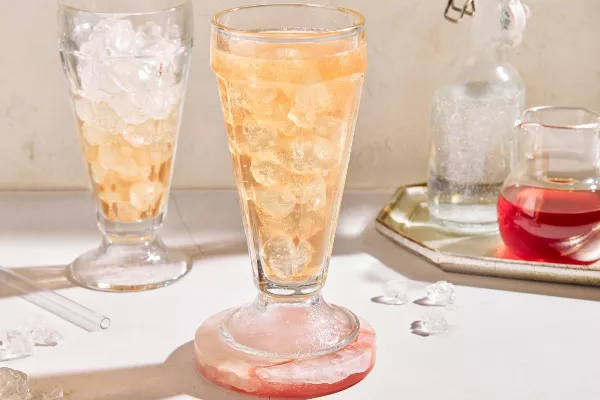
[116,201,142,222]
[288,136,338,174]
[98,143,142,180]
[90,162,108,184]
[254,187,297,218]
[313,116,346,145]
[16,321,62,347]
[0,331,34,362]
[79,123,112,147]
[297,210,325,240]
[78,59,121,99]
[29,328,62,347]
[105,20,138,56]
[258,211,296,239]
[138,85,181,121]
[250,160,291,187]
[425,281,456,306]
[29,381,64,400]
[379,280,409,305]
[75,99,125,130]
[294,178,326,211]
[123,119,162,147]
[417,311,450,335]
[288,87,317,129]
[0,368,29,400]
[238,85,279,118]
[130,181,165,212]
[106,93,148,125]
[243,118,280,155]
[132,142,172,177]
[287,82,334,129]
[99,190,121,205]
[78,18,183,120]
[138,21,163,40]
[262,236,312,280]
[146,141,174,165]
[40,384,64,400]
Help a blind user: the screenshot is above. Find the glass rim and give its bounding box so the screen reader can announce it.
[517,106,600,130]
[212,3,366,42]
[57,0,191,16]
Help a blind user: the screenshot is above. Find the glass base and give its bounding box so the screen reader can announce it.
[69,238,192,292]
[195,309,376,398]
[219,292,360,359]
[430,216,499,235]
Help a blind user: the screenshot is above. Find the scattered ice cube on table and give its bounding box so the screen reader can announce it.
[13,322,62,348]
[378,280,409,305]
[22,325,62,348]
[0,331,34,362]
[0,368,29,400]
[262,236,312,281]
[30,383,64,400]
[417,311,450,335]
[425,281,456,306]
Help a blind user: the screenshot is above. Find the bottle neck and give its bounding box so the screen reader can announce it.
[462,0,508,78]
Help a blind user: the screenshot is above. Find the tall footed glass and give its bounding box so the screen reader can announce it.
[58,0,194,291]
[211,4,367,358]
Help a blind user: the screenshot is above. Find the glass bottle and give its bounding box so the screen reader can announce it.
[428,0,528,233]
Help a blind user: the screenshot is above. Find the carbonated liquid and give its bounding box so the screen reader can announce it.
[428,83,525,232]
[212,33,367,293]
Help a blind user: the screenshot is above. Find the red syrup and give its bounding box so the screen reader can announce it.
[498,185,600,265]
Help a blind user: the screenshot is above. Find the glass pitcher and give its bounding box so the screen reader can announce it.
[498,106,600,265]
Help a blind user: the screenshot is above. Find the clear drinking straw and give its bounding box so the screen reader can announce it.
[0,267,110,331]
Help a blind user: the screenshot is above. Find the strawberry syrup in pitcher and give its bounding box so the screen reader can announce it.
[497,185,600,265]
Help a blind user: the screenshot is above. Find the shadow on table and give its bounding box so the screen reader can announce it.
[0,265,73,299]
[0,244,204,300]
[360,225,600,302]
[31,341,299,400]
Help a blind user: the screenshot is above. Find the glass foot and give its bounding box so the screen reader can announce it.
[69,238,192,292]
[219,292,360,358]
[195,309,376,398]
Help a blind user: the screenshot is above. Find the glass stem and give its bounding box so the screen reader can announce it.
[98,210,165,246]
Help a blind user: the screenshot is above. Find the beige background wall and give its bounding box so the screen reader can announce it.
[0,0,598,190]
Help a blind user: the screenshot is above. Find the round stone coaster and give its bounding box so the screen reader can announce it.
[194,310,376,398]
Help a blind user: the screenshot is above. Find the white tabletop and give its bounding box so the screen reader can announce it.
[1,190,599,400]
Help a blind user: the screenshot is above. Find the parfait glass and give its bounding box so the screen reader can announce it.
[210,4,367,358]
[58,0,194,291]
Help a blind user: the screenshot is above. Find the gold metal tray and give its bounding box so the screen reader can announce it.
[375,183,600,286]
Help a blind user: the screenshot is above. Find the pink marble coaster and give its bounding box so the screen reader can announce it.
[194,310,376,398]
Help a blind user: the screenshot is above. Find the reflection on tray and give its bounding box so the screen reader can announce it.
[376,184,600,287]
